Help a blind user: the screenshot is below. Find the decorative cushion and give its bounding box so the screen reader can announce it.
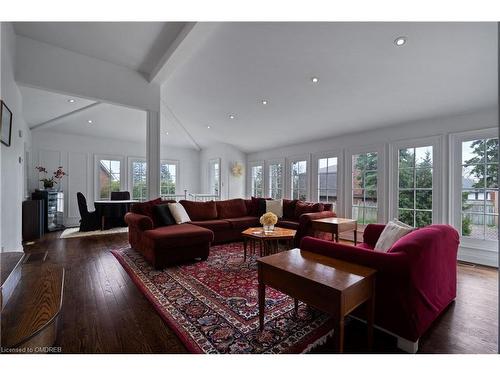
[294,201,324,219]
[216,199,247,219]
[266,199,283,218]
[179,200,218,221]
[282,199,298,219]
[374,220,414,252]
[167,203,191,224]
[153,204,176,226]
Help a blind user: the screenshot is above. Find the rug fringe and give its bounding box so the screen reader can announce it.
[301,328,335,353]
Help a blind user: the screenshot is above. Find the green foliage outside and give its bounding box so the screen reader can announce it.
[353,152,378,225]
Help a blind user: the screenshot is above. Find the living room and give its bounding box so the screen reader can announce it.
[1,1,499,373]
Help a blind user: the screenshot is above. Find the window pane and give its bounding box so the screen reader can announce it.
[486,138,499,163]
[398,209,414,226]
[486,164,498,188]
[399,169,414,189]
[100,172,110,199]
[291,160,307,201]
[352,189,363,206]
[486,190,499,215]
[399,148,415,169]
[352,206,360,221]
[415,168,432,188]
[399,190,414,209]
[352,152,378,221]
[462,189,485,212]
[415,210,432,228]
[363,207,378,225]
[415,146,433,168]
[365,189,377,207]
[485,215,498,240]
[364,171,377,190]
[462,165,484,188]
[462,213,485,239]
[366,153,378,170]
[462,139,485,165]
[416,190,432,210]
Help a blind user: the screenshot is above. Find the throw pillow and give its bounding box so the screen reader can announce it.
[282,199,298,219]
[167,203,191,224]
[374,220,414,252]
[153,204,176,226]
[294,201,324,219]
[266,199,283,218]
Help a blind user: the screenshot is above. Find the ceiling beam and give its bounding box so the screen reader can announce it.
[149,22,219,84]
[161,100,201,151]
[30,102,101,131]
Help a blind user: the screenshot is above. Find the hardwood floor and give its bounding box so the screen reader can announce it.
[20,231,498,354]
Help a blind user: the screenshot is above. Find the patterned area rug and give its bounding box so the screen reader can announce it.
[111,242,335,353]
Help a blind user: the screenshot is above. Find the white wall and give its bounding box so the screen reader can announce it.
[248,107,498,266]
[200,142,246,200]
[1,23,32,252]
[30,130,200,227]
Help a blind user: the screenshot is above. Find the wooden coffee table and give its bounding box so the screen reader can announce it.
[241,227,296,261]
[257,248,376,352]
[312,217,358,245]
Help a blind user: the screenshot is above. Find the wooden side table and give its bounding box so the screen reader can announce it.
[257,248,376,352]
[312,217,358,245]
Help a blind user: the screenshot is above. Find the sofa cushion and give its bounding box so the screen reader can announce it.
[294,201,324,219]
[144,223,214,248]
[225,216,260,229]
[277,219,300,230]
[282,199,298,220]
[168,203,191,224]
[153,204,176,226]
[189,219,232,231]
[216,199,248,219]
[131,198,166,227]
[179,200,218,221]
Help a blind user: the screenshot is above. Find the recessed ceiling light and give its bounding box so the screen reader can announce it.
[207,125,211,129]
[67,99,76,103]
[87,120,93,124]
[229,114,235,119]
[394,36,407,46]
[261,99,268,105]
[166,131,169,135]
[311,77,319,83]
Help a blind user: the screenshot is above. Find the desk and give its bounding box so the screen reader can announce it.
[94,200,138,230]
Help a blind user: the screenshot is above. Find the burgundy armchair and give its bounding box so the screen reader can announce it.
[300,224,460,352]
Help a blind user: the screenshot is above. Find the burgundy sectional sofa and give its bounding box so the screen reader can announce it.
[300,223,460,352]
[125,197,335,269]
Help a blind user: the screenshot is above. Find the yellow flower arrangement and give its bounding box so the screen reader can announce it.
[260,212,278,226]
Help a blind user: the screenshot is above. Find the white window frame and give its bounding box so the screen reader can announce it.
[208,158,221,197]
[287,155,311,201]
[266,158,285,200]
[247,160,265,197]
[160,159,180,196]
[450,128,498,252]
[94,154,125,201]
[312,151,343,215]
[345,145,386,224]
[128,157,148,202]
[389,135,443,226]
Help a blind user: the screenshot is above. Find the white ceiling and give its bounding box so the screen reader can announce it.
[14,22,186,75]
[163,22,497,152]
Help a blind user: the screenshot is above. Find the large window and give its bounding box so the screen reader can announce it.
[352,152,377,225]
[318,157,338,210]
[97,159,121,200]
[208,158,220,196]
[131,160,147,201]
[160,161,177,197]
[461,138,498,240]
[397,146,433,227]
[291,160,308,201]
[250,165,264,197]
[268,162,283,199]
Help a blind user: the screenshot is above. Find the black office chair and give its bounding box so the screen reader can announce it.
[111,191,130,200]
[77,192,100,231]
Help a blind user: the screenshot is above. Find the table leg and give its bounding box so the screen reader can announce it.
[258,277,265,331]
[335,316,345,353]
[101,216,105,231]
[354,229,357,246]
[294,299,299,315]
[243,237,247,261]
[367,281,375,351]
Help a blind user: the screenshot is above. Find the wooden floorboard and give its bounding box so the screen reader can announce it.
[19,231,498,354]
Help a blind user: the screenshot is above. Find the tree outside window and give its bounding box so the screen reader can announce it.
[268,163,283,199]
[352,152,377,226]
[131,161,147,201]
[160,162,177,197]
[318,157,337,210]
[461,138,499,240]
[99,159,121,200]
[291,160,307,201]
[251,165,264,197]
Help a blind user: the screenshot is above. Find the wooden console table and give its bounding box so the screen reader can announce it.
[312,217,358,245]
[257,248,376,352]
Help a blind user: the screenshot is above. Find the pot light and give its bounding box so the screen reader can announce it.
[87,120,93,124]
[207,125,211,129]
[394,36,407,46]
[166,131,169,135]
[261,99,268,105]
[229,114,235,119]
[311,77,319,83]
[67,99,76,103]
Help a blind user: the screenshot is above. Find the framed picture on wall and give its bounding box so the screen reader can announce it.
[0,100,13,147]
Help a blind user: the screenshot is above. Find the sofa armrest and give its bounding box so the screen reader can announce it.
[125,212,153,231]
[362,224,386,248]
[298,210,336,225]
[300,236,409,275]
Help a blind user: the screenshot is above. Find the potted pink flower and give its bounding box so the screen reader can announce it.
[36,166,67,190]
